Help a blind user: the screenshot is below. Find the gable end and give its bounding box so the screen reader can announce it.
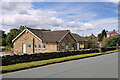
[12,28,42,43]
[59,31,78,42]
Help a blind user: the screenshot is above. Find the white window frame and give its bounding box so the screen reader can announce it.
[43,43,46,49]
[38,43,41,49]
[27,43,31,49]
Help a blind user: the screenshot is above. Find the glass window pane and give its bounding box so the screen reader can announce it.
[62,43,65,50]
[38,43,41,49]
[43,43,46,49]
[34,43,37,49]
[28,43,31,49]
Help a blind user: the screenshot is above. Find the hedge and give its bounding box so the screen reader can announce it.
[2,47,116,66]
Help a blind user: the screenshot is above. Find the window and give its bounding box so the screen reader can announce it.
[38,43,41,49]
[28,43,31,49]
[71,43,75,50]
[34,43,37,49]
[68,43,71,49]
[43,43,46,49]
[62,43,65,50]
[80,42,84,48]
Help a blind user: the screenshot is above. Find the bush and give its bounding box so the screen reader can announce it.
[2,48,116,66]
[105,36,120,47]
[5,46,11,51]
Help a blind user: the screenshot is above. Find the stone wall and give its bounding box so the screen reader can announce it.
[58,32,77,51]
[13,30,57,54]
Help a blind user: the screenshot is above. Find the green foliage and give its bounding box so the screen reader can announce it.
[102,29,107,37]
[19,26,26,32]
[2,38,7,46]
[97,29,107,42]
[1,50,117,73]
[39,29,51,31]
[83,36,88,39]
[1,26,51,49]
[105,36,120,47]
[6,26,26,48]
[0,30,7,46]
[5,46,11,51]
[88,39,97,48]
[2,49,101,66]
[98,33,103,42]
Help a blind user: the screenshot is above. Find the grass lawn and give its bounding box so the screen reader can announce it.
[1,50,119,73]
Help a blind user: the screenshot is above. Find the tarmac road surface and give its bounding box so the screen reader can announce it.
[2,52,118,78]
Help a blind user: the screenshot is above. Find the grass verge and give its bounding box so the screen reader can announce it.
[1,50,119,74]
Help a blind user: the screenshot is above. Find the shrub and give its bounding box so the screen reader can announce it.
[2,47,116,66]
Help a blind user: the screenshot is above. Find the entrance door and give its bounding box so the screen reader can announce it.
[77,43,79,50]
[22,43,26,53]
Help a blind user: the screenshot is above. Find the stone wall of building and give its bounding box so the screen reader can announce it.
[13,30,57,54]
[58,32,77,51]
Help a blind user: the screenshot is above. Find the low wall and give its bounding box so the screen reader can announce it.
[2,47,116,66]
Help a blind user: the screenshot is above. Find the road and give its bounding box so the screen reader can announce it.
[2,52,118,78]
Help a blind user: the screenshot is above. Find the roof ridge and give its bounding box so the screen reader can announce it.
[52,30,70,32]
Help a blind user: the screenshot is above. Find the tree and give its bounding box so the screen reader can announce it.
[6,26,26,48]
[97,29,107,42]
[19,26,26,32]
[39,29,51,31]
[102,29,107,37]
[88,37,97,48]
[0,30,7,46]
[98,33,103,42]
[105,36,120,47]
[101,37,108,47]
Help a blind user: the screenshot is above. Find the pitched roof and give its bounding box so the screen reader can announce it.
[89,34,97,38]
[72,33,88,42]
[106,30,119,35]
[27,28,70,42]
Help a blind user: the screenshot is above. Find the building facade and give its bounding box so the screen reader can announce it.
[12,28,88,54]
[106,29,119,37]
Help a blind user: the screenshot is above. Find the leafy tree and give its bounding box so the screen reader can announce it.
[102,29,107,37]
[105,36,120,47]
[39,29,51,31]
[83,36,88,39]
[97,29,107,42]
[98,33,103,42]
[88,38,97,48]
[0,30,7,46]
[101,37,108,47]
[19,26,26,32]
[6,26,26,48]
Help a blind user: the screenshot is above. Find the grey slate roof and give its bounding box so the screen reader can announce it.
[27,28,70,42]
[72,33,88,42]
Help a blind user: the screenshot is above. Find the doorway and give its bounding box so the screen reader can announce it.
[22,43,26,53]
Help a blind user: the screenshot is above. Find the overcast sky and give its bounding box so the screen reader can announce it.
[0,0,119,36]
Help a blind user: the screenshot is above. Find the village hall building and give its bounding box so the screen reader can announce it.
[12,28,88,54]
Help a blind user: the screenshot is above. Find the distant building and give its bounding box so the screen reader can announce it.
[72,33,88,49]
[106,29,119,37]
[88,34,98,41]
[88,34,99,48]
